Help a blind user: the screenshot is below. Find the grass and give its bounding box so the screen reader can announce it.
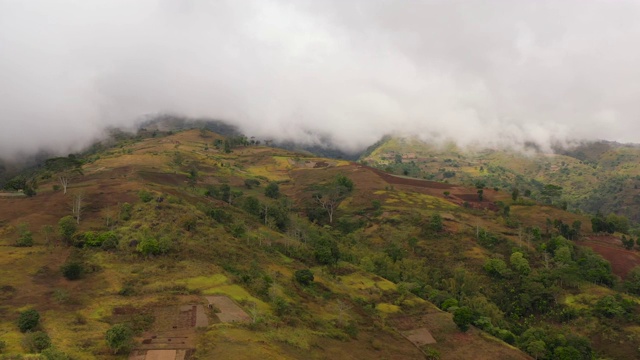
[376,303,400,314]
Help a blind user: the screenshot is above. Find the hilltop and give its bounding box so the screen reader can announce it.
[0,128,639,359]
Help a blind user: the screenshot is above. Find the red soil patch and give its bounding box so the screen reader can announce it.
[582,236,640,278]
[139,171,188,187]
[363,165,454,189]
[360,165,499,211]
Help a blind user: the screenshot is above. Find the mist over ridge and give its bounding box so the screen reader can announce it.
[2,0,640,158]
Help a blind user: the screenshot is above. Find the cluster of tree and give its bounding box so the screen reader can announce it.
[550,218,581,240]
[591,212,631,234]
[13,309,71,357]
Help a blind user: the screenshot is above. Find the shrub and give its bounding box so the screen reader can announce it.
[440,298,458,311]
[17,309,40,332]
[58,216,77,245]
[41,347,72,360]
[244,179,261,189]
[138,190,154,203]
[120,202,133,221]
[15,223,33,247]
[105,324,133,355]
[61,261,83,280]
[265,182,280,198]
[424,347,441,360]
[22,331,51,353]
[294,269,314,286]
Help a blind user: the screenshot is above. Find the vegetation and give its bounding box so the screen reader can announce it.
[17,309,40,333]
[1,127,640,359]
[105,324,133,354]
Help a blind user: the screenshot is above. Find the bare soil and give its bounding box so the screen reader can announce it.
[582,236,640,278]
[205,295,250,323]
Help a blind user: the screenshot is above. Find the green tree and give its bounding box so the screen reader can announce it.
[265,182,280,199]
[452,306,476,332]
[621,235,635,250]
[242,196,261,216]
[483,258,508,278]
[105,324,133,354]
[57,216,77,245]
[593,295,625,318]
[477,189,484,201]
[294,269,314,286]
[511,188,519,201]
[17,309,40,332]
[606,213,630,234]
[625,266,640,295]
[510,252,531,276]
[427,213,444,233]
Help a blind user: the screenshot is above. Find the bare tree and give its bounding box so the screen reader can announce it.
[72,192,85,224]
[333,299,352,326]
[58,175,70,194]
[314,190,341,224]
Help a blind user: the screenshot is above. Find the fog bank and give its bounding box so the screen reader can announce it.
[2,0,640,158]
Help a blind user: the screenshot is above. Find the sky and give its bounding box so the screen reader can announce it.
[2,0,640,157]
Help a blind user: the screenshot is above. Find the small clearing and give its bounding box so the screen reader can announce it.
[401,327,437,347]
[205,295,251,323]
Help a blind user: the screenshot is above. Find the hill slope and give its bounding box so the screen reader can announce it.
[1,129,639,359]
[362,136,640,223]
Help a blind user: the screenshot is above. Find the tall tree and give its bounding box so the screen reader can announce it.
[72,192,84,224]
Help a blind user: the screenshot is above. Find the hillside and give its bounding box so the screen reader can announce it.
[1,129,640,359]
[361,136,640,223]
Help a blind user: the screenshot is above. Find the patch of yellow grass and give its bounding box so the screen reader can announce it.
[184,274,228,290]
[376,303,400,314]
[202,284,269,311]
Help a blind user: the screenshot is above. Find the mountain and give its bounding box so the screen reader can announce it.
[0,129,639,359]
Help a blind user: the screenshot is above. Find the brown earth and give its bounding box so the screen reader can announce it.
[582,236,640,278]
[205,295,250,323]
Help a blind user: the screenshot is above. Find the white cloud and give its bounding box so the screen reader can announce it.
[2,0,640,157]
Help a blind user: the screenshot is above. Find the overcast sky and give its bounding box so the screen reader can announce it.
[2,0,640,157]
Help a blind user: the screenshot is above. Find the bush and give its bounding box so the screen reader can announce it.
[265,182,280,198]
[453,306,476,332]
[17,309,40,332]
[58,216,77,245]
[294,269,314,286]
[105,324,133,355]
[138,190,154,203]
[244,178,261,189]
[15,223,33,247]
[61,261,83,280]
[440,298,458,311]
[120,202,133,221]
[22,331,51,353]
[425,347,441,360]
[41,347,72,360]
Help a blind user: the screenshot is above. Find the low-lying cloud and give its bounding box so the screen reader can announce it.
[2,0,640,158]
